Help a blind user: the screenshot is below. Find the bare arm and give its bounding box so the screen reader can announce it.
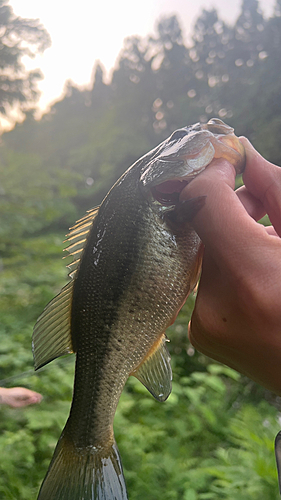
[0,387,42,407]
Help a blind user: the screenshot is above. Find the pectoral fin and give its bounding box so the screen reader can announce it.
[164,196,206,229]
[131,334,172,402]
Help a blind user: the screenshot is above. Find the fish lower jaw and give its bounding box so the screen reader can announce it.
[151,178,188,206]
[151,170,205,207]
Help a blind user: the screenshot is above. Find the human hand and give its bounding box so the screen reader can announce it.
[0,386,42,408]
[180,138,281,394]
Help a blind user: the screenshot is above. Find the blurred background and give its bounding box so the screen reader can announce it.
[0,0,281,498]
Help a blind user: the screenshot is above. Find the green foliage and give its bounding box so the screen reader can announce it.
[0,234,74,498]
[201,403,280,499]
[0,149,81,249]
[0,234,280,499]
[116,372,280,500]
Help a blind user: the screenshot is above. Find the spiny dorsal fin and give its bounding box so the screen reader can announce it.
[131,334,172,402]
[64,206,100,278]
[32,206,99,370]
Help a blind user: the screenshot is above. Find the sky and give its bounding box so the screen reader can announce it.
[8,0,276,114]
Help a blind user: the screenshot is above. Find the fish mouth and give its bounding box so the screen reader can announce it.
[151,178,193,206]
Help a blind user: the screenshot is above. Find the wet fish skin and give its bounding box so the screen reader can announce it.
[33,118,245,500]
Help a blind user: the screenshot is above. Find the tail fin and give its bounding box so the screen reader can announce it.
[37,430,128,500]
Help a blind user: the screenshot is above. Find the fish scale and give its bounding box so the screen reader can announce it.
[33,118,245,500]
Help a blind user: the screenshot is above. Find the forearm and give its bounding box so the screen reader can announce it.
[0,386,42,407]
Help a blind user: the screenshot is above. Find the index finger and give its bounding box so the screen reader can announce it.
[240,137,281,236]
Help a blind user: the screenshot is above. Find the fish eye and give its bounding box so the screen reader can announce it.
[169,129,188,141]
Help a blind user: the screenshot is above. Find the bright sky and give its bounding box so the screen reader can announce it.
[9,0,276,112]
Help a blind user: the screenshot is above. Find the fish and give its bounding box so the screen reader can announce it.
[32,118,245,500]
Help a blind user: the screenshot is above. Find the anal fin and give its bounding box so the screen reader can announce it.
[131,334,172,402]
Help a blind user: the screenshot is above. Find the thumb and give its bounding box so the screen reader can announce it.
[179,158,266,269]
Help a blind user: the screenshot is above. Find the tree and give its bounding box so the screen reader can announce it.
[0,0,51,119]
[189,9,233,116]
[231,0,266,76]
[149,16,193,134]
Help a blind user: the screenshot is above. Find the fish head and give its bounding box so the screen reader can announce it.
[139,118,245,207]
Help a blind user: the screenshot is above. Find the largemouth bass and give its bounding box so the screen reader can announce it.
[33,118,245,500]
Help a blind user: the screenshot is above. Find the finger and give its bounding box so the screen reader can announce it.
[30,393,43,404]
[180,158,268,271]
[240,137,281,236]
[235,185,266,221]
[23,392,42,405]
[235,186,279,235]
[266,226,279,237]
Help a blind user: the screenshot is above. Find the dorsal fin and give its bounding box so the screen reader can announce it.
[64,206,100,278]
[131,334,172,402]
[32,206,99,370]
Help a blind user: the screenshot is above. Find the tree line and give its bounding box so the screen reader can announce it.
[0,0,280,249]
